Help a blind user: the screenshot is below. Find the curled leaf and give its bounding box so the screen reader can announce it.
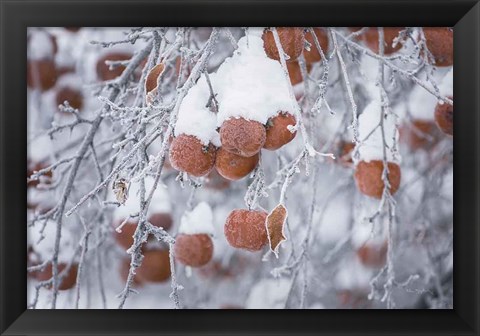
[145,63,165,104]
[113,178,129,205]
[266,204,288,258]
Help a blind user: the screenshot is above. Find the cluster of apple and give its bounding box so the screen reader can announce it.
[114,198,215,279]
[219,28,329,252]
[166,28,319,183]
[164,28,312,252]
[27,28,153,120]
[27,28,85,114]
[345,27,453,200]
[113,202,216,271]
[26,28,115,205]
[163,27,448,255]
[27,30,78,288]
[168,112,297,181]
[399,27,454,147]
[330,28,453,290]
[169,111,297,181]
[263,28,329,88]
[114,213,173,285]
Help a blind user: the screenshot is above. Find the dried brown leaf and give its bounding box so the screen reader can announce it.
[145,63,165,95]
[266,204,288,257]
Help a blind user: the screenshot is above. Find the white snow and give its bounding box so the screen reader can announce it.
[406,67,452,119]
[210,205,233,259]
[29,30,56,60]
[174,75,221,147]
[407,85,438,121]
[56,73,82,90]
[356,100,400,163]
[245,27,265,38]
[359,56,381,101]
[214,30,297,126]
[245,277,292,309]
[439,67,453,97]
[28,220,76,263]
[178,202,215,235]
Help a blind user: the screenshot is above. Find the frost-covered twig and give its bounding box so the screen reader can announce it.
[308,28,330,114]
[375,28,397,309]
[330,28,359,142]
[334,30,453,105]
[45,40,154,309]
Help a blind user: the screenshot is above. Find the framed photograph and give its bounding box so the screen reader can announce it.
[1,0,479,335]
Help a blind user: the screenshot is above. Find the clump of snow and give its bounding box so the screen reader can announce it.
[405,68,452,118]
[245,27,265,38]
[356,100,400,164]
[210,205,233,259]
[358,56,381,101]
[28,220,76,263]
[214,30,297,126]
[175,28,298,144]
[245,277,292,309]
[407,85,438,121]
[174,75,221,147]
[28,30,56,60]
[438,67,453,97]
[113,177,171,222]
[178,202,215,235]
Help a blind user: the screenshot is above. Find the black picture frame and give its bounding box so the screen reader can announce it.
[1,0,479,335]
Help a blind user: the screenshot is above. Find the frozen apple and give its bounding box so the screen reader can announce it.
[175,233,213,267]
[224,209,268,251]
[354,160,401,199]
[264,113,297,150]
[220,118,266,157]
[215,148,259,181]
[262,27,305,62]
[169,134,217,177]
